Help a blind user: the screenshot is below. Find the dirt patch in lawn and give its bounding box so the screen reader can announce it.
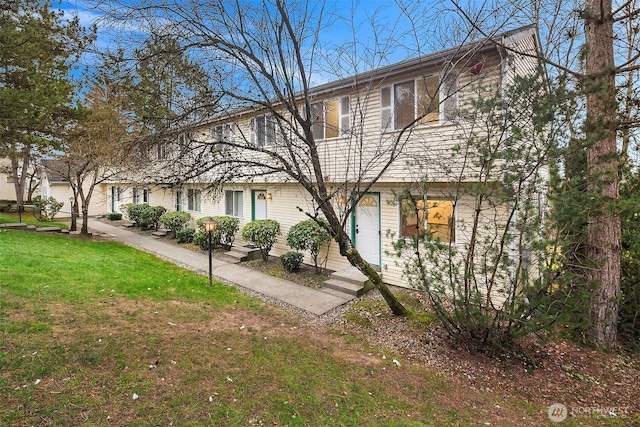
[87,218,640,424]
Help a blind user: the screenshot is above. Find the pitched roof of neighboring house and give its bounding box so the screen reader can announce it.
[40,160,70,184]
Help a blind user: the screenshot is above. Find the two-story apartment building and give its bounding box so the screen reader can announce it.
[102,25,545,290]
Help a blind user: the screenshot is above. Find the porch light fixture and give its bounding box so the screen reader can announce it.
[266,192,273,200]
[416,199,425,210]
[337,195,347,205]
[202,217,218,287]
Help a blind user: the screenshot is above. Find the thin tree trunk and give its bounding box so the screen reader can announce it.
[584,0,621,347]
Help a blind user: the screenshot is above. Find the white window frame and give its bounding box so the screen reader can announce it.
[311,96,350,140]
[175,190,183,211]
[251,115,276,147]
[398,196,456,244]
[157,143,167,160]
[213,123,235,143]
[225,190,244,217]
[132,187,150,204]
[187,189,202,212]
[380,73,457,131]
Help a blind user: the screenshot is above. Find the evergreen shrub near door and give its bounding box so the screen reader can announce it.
[195,216,239,250]
[241,219,281,262]
[160,211,192,236]
[286,218,332,274]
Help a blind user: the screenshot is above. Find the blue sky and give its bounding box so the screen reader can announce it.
[55,0,452,72]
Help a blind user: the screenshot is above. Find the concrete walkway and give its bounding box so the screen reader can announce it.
[87,219,354,315]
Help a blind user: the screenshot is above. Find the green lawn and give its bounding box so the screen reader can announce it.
[0,211,68,229]
[0,230,634,426]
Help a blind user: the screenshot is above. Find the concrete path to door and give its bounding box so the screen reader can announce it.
[87,219,355,315]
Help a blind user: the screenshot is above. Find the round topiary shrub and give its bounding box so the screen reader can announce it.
[196,216,239,250]
[241,219,281,262]
[280,251,304,272]
[160,211,192,235]
[124,204,166,230]
[286,218,332,273]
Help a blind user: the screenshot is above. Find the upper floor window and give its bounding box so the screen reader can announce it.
[187,189,202,212]
[212,123,235,143]
[251,115,276,147]
[311,96,350,140]
[177,133,190,155]
[400,197,455,243]
[381,73,457,130]
[157,143,167,160]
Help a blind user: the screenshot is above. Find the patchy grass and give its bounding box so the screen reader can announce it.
[0,229,637,426]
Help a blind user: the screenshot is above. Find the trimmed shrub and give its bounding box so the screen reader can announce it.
[159,211,192,235]
[176,227,196,244]
[196,216,239,250]
[212,216,239,249]
[107,212,122,221]
[241,219,281,262]
[119,203,134,220]
[281,251,304,272]
[193,231,209,250]
[286,218,332,273]
[124,204,166,230]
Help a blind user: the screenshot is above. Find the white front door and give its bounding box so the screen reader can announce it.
[253,190,267,220]
[355,193,380,267]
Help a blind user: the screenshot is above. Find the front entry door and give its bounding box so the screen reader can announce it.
[252,190,267,220]
[354,193,381,267]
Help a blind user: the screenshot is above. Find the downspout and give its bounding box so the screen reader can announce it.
[498,35,519,299]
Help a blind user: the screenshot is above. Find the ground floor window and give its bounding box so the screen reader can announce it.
[400,197,455,243]
[133,187,149,204]
[175,190,183,211]
[225,190,243,217]
[187,189,202,212]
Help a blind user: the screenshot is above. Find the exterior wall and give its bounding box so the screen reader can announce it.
[100,27,544,292]
[0,158,25,201]
[41,181,109,218]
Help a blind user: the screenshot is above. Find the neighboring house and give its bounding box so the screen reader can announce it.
[101,26,546,290]
[0,157,38,203]
[40,160,106,218]
[0,158,20,202]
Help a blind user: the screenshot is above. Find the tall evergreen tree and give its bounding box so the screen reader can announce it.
[0,0,93,209]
